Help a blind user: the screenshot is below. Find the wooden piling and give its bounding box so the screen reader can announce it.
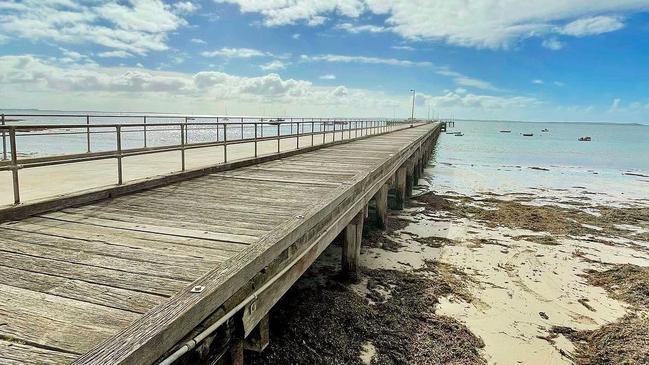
[244,315,269,352]
[374,184,388,229]
[391,166,407,210]
[406,160,414,197]
[342,211,364,280]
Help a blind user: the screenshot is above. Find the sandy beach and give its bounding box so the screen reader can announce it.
[251,134,649,364]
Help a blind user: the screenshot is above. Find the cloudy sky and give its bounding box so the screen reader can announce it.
[1,0,649,123]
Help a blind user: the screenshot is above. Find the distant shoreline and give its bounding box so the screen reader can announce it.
[1,109,646,126]
[456,118,648,126]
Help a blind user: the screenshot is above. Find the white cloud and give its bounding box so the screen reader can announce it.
[554,81,566,87]
[300,54,432,67]
[172,1,200,14]
[335,23,387,33]
[610,98,622,111]
[292,33,301,39]
[560,16,625,37]
[1,54,543,118]
[260,60,287,71]
[201,47,269,58]
[98,50,133,58]
[542,38,564,50]
[425,90,540,110]
[219,0,647,49]
[532,79,544,84]
[320,74,336,80]
[436,67,498,91]
[216,0,366,27]
[0,54,368,104]
[190,38,207,44]
[0,0,188,55]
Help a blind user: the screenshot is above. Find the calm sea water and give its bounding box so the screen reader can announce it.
[2,111,647,177]
[428,120,649,203]
[0,110,336,157]
[440,120,648,173]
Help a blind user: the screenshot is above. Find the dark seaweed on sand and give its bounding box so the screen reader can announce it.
[249,265,484,365]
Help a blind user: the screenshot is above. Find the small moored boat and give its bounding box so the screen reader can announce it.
[522,133,534,137]
[500,130,511,133]
[578,136,592,141]
[267,118,285,125]
[541,128,549,132]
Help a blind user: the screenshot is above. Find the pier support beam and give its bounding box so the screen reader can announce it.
[390,166,407,210]
[373,184,388,229]
[244,314,270,353]
[406,161,414,197]
[342,211,364,280]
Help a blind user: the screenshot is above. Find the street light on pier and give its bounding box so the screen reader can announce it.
[409,89,415,127]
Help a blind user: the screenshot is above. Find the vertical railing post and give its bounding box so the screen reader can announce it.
[143,115,147,148]
[322,119,326,145]
[86,115,91,153]
[277,123,280,153]
[184,116,188,144]
[254,123,258,158]
[1,114,7,160]
[116,126,123,185]
[9,127,20,204]
[311,120,314,146]
[333,121,336,142]
[216,117,220,142]
[180,124,186,171]
[241,117,244,140]
[355,121,358,138]
[223,123,228,163]
[290,118,293,135]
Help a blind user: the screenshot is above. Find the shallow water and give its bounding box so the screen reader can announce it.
[417,121,649,364]
[432,120,649,204]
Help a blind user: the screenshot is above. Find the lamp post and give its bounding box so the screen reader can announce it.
[409,89,415,126]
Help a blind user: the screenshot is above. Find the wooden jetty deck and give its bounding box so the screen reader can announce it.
[0,122,441,365]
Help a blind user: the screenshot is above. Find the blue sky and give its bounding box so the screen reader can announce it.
[1,0,649,123]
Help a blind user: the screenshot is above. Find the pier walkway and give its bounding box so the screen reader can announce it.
[0,122,441,365]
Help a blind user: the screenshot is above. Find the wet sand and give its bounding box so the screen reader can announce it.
[252,158,648,364]
[408,165,649,364]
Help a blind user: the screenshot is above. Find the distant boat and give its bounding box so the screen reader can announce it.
[578,136,592,141]
[454,132,464,136]
[522,133,534,137]
[500,130,511,133]
[541,128,549,132]
[267,118,285,125]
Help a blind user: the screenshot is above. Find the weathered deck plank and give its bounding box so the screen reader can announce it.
[0,265,164,313]
[0,284,139,354]
[0,123,441,365]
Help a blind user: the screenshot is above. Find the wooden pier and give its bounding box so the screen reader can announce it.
[0,122,441,365]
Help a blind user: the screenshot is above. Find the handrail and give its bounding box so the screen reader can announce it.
[0,114,422,205]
